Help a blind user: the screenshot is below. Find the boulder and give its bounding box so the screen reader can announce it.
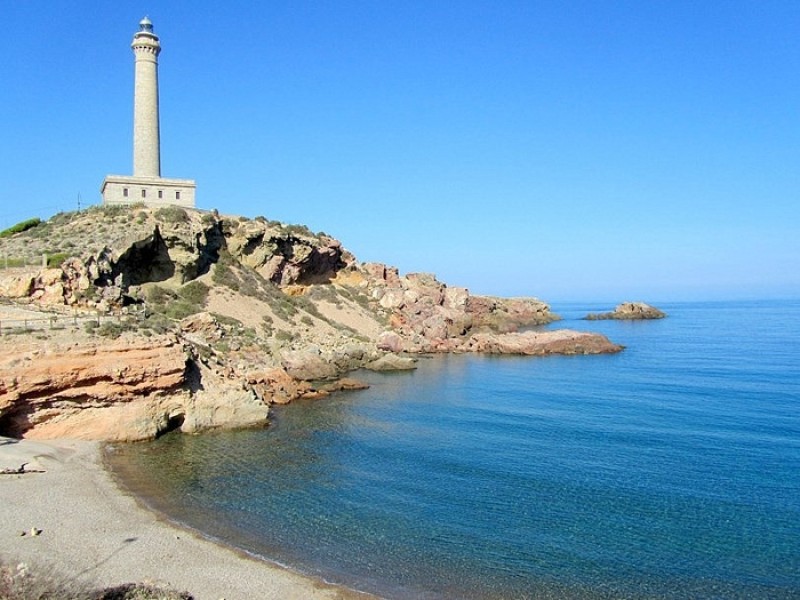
[377,331,405,353]
[281,347,339,381]
[366,354,418,371]
[0,274,34,298]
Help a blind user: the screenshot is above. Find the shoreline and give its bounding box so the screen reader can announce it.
[0,436,378,600]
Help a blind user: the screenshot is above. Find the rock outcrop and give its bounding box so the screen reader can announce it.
[466,329,623,355]
[585,302,666,320]
[0,332,374,441]
[225,219,354,286]
[0,336,190,440]
[351,263,558,353]
[0,205,627,441]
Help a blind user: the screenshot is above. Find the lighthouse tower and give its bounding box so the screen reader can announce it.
[132,16,161,178]
[101,17,196,207]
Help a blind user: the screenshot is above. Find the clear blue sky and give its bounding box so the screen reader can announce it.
[3,1,798,302]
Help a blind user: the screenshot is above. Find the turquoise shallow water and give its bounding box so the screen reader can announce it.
[107,300,800,599]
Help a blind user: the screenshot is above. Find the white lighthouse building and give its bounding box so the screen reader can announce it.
[101,17,196,207]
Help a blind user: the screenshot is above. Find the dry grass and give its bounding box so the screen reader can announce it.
[0,559,192,600]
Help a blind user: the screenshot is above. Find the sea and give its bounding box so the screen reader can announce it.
[106,300,800,599]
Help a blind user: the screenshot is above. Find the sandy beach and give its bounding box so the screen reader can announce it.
[0,437,376,600]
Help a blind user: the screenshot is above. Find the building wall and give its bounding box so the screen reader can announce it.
[101,176,196,208]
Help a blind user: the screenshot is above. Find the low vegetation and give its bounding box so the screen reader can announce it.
[0,559,193,600]
[46,252,70,268]
[145,281,209,321]
[0,218,42,238]
[154,206,188,224]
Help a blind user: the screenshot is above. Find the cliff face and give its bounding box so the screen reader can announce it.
[0,205,622,440]
[0,336,268,441]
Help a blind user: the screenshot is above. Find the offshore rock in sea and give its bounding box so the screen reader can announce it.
[585,302,666,321]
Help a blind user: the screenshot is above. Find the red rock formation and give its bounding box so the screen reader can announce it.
[357,262,559,353]
[0,335,273,441]
[586,302,666,320]
[0,337,186,439]
[466,329,624,355]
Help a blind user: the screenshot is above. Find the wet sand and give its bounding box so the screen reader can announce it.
[0,437,377,600]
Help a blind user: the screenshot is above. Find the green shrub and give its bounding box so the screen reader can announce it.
[283,223,314,237]
[154,206,188,223]
[144,283,207,320]
[99,204,130,218]
[146,285,174,305]
[140,312,173,334]
[274,329,293,342]
[307,284,343,306]
[0,218,42,238]
[178,280,209,306]
[50,211,78,227]
[211,313,244,328]
[261,315,273,335]
[46,252,70,268]
[292,294,323,319]
[163,301,201,320]
[97,321,127,339]
[211,251,240,292]
[354,292,372,308]
[0,258,27,268]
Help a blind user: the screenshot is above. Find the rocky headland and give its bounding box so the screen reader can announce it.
[0,205,622,441]
[585,302,666,321]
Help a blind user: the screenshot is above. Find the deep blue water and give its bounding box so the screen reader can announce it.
[107,300,800,599]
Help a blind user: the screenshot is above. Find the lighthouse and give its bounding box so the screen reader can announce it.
[132,16,161,178]
[101,17,196,207]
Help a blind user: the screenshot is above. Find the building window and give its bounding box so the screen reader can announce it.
[175,191,181,200]
[158,190,163,199]
[141,189,147,198]
[123,188,128,197]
